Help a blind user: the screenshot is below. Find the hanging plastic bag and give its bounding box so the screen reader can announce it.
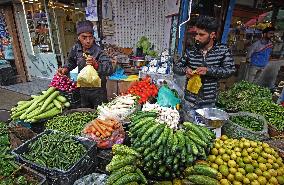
[186,74,202,94]
[157,86,181,108]
[77,65,101,87]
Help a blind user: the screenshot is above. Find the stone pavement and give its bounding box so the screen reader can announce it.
[0,88,30,110]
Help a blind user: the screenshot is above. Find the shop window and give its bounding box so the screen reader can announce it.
[0,10,14,61]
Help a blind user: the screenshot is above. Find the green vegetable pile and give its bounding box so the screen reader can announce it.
[230,115,264,131]
[45,112,97,136]
[0,121,30,185]
[218,81,284,131]
[128,112,215,179]
[23,132,87,171]
[106,144,147,185]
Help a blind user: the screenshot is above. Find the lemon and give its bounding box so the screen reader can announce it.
[262,152,269,159]
[244,141,251,148]
[245,164,255,173]
[269,169,278,177]
[227,174,235,182]
[236,151,242,157]
[251,173,258,180]
[211,163,219,170]
[251,141,258,148]
[238,168,246,175]
[234,147,241,152]
[243,177,250,184]
[219,165,229,176]
[220,179,231,185]
[226,149,232,155]
[258,157,267,164]
[268,158,274,164]
[269,176,279,185]
[242,150,249,157]
[217,172,223,180]
[273,163,280,170]
[246,173,255,181]
[277,168,284,176]
[277,157,283,166]
[264,147,272,154]
[257,176,267,185]
[211,148,219,155]
[254,147,261,154]
[259,163,267,172]
[255,168,263,176]
[214,142,222,149]
[228,160,237,168]
[252,161,259,168]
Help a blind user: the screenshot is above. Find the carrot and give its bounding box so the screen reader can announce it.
[90,126,97,133]
[97,119,115,127]
[104,125,114,132]
[105,131,111,137]
[93,121,107,138]
[95,131,101,137]
[98,123,107,131]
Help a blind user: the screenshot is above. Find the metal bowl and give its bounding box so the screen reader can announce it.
[195,108,229,128]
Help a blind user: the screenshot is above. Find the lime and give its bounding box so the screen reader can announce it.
[216,158,224,166]
[242,150,249,157]
[234,172,243,181]
[254,147,261,154]
[268,169,278,177]
[268,158,274,164]
[219,165,229,176]
[259,163,267,172]
[258,156,267,164]
[211,163,219,170]
[273,163,280,170]
[227,174,235,182]
[267,163,273,170]
[269,176,279,185]
[228,160,237,168]
[264,147,272,154]
[262,152,269,159]
[247,147,254,153]
[236,151,242,157]
[233,181,242,185]
[277,176,284,185]
[277,157,283,166]
[250,141,258,148]
[262,171,271,179]
[226,149,232,155]
[277,168,284,176]
[208,155,216,163]
[238,168,246,175]
[231,153,237,160]
[251,152,259,160]
[234,147,241,152]
[220,179,231,185]
[245,164,255,173]
[243,156,251,164]
[211,148,219,155]
[257,176,267,185]
[251,180,260,185]
[244,141,251,148]
[255,168,263,176]
[221,135,228,140]
[252,160,259,168]
[229,167,237,174]
[222,154,230,162]
[243,177,250,184]
[246,173,255,181]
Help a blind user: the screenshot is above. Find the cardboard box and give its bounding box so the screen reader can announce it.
[106,80,136,100]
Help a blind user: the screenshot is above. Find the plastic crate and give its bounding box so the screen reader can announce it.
[12,130,97,185]
[95,149,112,174]
[60,89,81,109]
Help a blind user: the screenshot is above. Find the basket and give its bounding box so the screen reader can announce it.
[268,124,284,137]
[222,112,269,141]
[264,139,284,158]
[95,149,113,174]
[15,165,47,185]
[11,129,97,185]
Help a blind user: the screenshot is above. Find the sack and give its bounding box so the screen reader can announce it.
[186,75,202,94]
[77,65,101,88]
[157,86,180,108]
[222,112,269,141]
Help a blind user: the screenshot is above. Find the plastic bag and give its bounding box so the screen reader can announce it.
[77,65,101,87]
[186,75,202,94]
[82,118,125,149]
[157,86,181,108]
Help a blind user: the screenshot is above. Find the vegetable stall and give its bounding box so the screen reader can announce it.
[3,75,284,185]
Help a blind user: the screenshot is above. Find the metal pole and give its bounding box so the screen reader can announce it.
[221,0,236,44]
[177,0,189,56]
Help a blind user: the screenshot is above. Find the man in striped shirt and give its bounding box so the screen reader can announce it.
[174,16,235,110]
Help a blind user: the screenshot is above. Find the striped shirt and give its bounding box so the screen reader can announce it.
[174,43,235,108]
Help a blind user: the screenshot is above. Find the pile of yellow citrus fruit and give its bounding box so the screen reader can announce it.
[208,135,284,185]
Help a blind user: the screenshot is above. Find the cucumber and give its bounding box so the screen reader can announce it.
[112,144,140,158]
[141,122,159,142]
[176,130,186,149]
[161,126,171,145]
[166,128,174,147]
[183,122,209,143]
[136,121,155,139]
[106,165,137,185]
[185,153,194,165]
[186,137,199,155]
[184,136,192,154]
[136,168,147,184]
[171,133,179,153]
[129,117,155,134]
[151,124,165,143]
[187,175,219,185]
[193,164,219,179]
[113,173,141,185]
[198,125,216,140]
[186,130,207,147]
[106,155,137,172]
[152,126,167,148]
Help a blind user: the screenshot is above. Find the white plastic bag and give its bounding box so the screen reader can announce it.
[77,65,101,87]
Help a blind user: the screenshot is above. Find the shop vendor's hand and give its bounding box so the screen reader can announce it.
[57,67,68,76]
[86,56,99,70]
[186,67,194,78]
[196,67,208,75]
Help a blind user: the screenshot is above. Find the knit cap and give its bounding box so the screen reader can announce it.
[76,20,93,35]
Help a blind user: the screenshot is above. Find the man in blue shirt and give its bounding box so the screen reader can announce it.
[246,27,275,83]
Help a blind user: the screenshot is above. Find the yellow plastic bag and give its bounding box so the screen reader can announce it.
[186,74,202,94]
[77,65,101,87]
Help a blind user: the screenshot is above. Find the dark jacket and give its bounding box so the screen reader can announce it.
[64,41,113,89]
[174,43,235,107]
